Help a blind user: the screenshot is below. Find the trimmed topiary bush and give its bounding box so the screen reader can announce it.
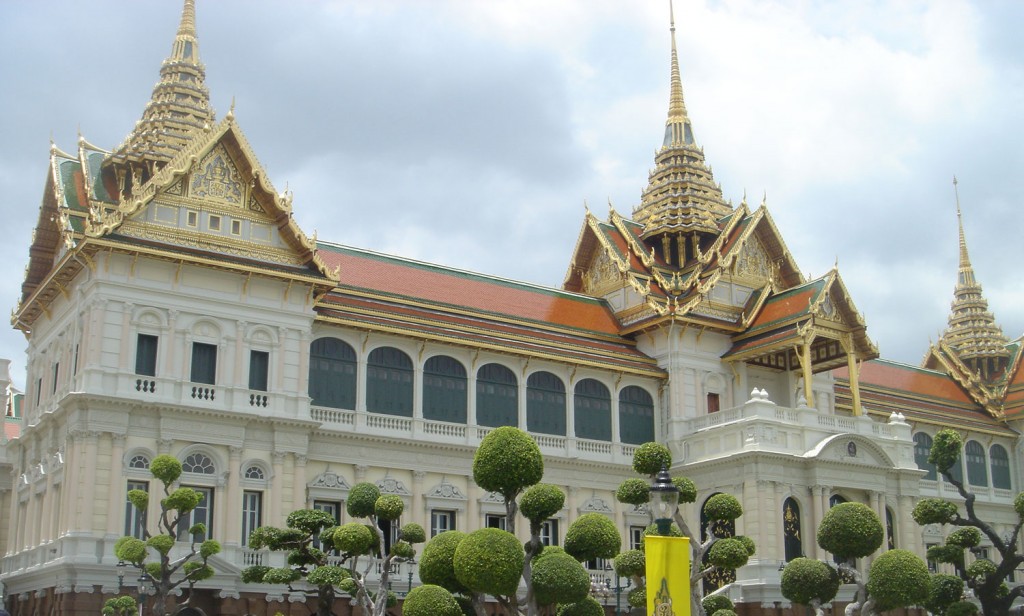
[565,513,621,562]
[114,537,147,564]
[616,478,650,506]
[702,594,735,614]
[401,584,462,616]
[781,557,840,605]
[374,494,405,521]
[521,484,565,525]
[453,528,525,596]
[865,549,930,611]
[704,493,743,522]
[531,550,590,606]
[557,596,606,616]
[400,522,427,544]
[712,610,738,616]
[913,498,959,525]
[613,549,645,577]
[946,527,982,549]
[419,530,469,594]
[285,508,336,534]
[929,429,963,473]
[946,601,980,616]
[149,454,182,484]
[627,586,646,608]
[306,565,349,587]
[473,426,544,499]
[817,502,884,559]
[346,482,381,518]
[673,476,698,504]
[632,442,672,476]
[707,537,750,569]
[925,574,965,615]
[333,522,375,555]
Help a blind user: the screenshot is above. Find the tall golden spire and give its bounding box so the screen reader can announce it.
[106,0,215,169]
[632,0,731,265]
[940,176,1009,380]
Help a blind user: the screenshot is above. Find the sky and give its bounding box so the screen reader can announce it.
[1,0,1022,391]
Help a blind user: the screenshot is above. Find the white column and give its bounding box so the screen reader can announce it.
[105,436,126,538]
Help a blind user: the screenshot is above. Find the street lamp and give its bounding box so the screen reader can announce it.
[649,465,679,536]
[406,559,416,595]
[135,574,149,616]
[116,561,127,591]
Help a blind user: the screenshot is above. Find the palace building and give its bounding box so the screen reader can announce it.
[2,2,1022,615]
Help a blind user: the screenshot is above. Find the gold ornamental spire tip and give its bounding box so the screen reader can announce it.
[663,0,693,147]
[953,175,971,272]
[179,0,197,38]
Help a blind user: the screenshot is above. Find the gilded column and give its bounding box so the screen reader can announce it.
[293,454,308,512]
[105,435,126,538]
[225,447,242,545]
[801,342,814,407]
[845,348,862,416]
[270,452,286,527]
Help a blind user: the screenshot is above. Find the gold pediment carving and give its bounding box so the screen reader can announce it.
[733,237,771,285]
[190,144,244,206]
[583,250,624,296]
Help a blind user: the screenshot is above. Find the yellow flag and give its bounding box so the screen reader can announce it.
[645,535,690,616]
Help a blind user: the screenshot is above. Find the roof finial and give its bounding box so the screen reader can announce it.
[953,175,970,272]
[663,0,693,147]
[179,0,197,39]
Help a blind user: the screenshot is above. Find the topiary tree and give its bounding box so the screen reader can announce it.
[783,501,930,616]
[402,584,463,616]
[242,490,426,616]
[113,454,220,616]
[101,596,138,616]
[412,426,622,616]
[912,428,1024,616]
[613,442,754,616]
[780,557,840,616]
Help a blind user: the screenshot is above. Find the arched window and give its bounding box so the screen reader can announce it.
[700,493,736,594]
[965,440,988,487]
[783,498,802,562]
[244,465,266,480]
[619,386,654,444]
[423,355,467,423]
[828,494,847,508]
[574,379,611,442]
[367,347,413,416]
[913,432,937,480]
[477,364,518,428]
[128,455,151,470]
[886,507,896,550]
[991,444,1011,490]
[182,452,216,474]
[526,372,565,436]
[309,338,357,409]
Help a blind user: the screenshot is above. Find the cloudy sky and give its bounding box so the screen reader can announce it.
[2,0,1022,390]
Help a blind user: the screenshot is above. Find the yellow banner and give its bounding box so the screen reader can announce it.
[645,535,690,616]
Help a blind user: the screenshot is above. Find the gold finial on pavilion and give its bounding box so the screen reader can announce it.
[664,0,693,148]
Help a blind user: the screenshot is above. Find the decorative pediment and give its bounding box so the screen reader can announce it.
[308,469,351,490]
[190,144,244,206]
[427,480,467,500]
[733,236,771,285]
[377,476,410,496]
[579,496,614,514]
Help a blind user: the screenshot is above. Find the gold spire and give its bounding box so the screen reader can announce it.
[632,0,732,261]
[940,176,1009,380]
[106,0,215,169]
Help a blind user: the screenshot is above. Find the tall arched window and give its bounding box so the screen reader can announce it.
[309,338,357,409]
[991,444,1011,490]
[477,363,517,427]
[367,347,413,417]
[526,372,565,436]
[913,432,937,480]
[783,498,802,562]
[574,379,611,442]
[965,440,988,487]
[886,507,896,550]
[700,493,736,594]
[619,386,654,445]
[423,355,467,423]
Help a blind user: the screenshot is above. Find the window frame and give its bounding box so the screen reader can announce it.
[241,490,263,547]
[190,342,218,385]
[125,480,149,539]
[249,349,270,392]
[430,509,457,537]
[135,333,159,377]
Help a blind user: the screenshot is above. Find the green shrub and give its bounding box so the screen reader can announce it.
[817,502,883,559]
[531,550,590,606]
[913,498,959,525]
[966,558,997,580]
[712,610,738,616]
[199,539,220,558]
[866,549,930,611]
[614,549,645,577]
[334,522,375,554]
[929,430,963,473]
[615,478,650,506]
[147,534,174,555]
[704,493,743,522]
[473,426,544,499]
[564,513,620,562]
[627,586,646,608]
[1014,492,1024,518]
[946,601,980,616]
[127,489,149,512]
[946,528,981,549]
[674,476,697,504]
[735,535,756,556]
[346,482,381,518]
[708,538,750,569]
[521,484,565,525]
[453,528,525,596]
[374,494,405,521]
[149,454,182,484]
[632,442,672,476]
[400,523,427,544]
[306,565,350,587]
[781,558,840,606]
[702,594,735,614]
[263,567,301,585]
[925,574,964,615]
[163,487,201,513]
[114,537,147,563]
[286,508,336,534]
[183,561,214,581]
[391,540,415,559]
[557,596,605,616]
[240,565,270,584]
[418,531,469,594]
[401,584,462,616]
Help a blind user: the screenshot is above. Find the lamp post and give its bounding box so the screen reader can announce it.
[116,561,127,592]
[406,559,416,595]
[649,465,680,536]
[135,574,149,616]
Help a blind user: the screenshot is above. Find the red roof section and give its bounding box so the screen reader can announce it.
[839,360,974,404]
[318,246,623,336]
[746,286,817,330]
